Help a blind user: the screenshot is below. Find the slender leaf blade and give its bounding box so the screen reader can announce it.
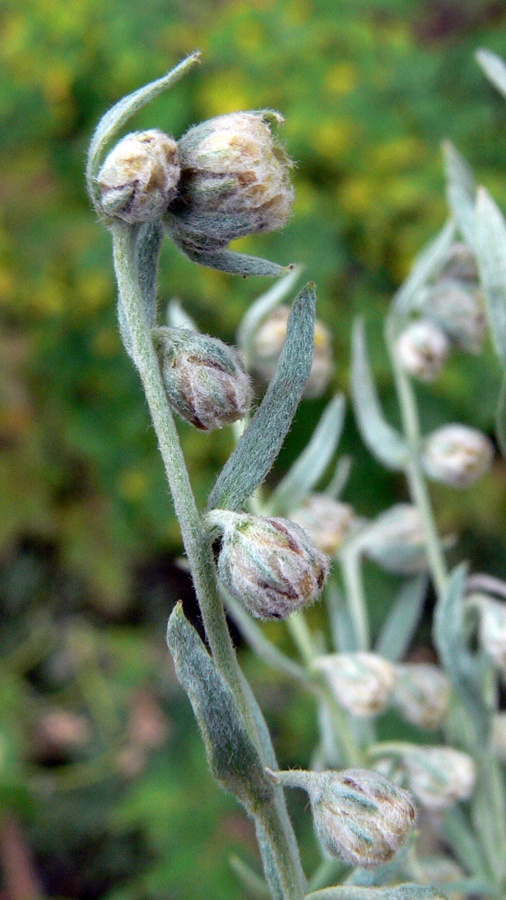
[391,219,456,317]
[442,141,476,249]
[351,319,408,470]
[475,186,506,363]
[476,48,506,99]
[207,284,316,511]
[375,575,427,662]
[237,265,303,357]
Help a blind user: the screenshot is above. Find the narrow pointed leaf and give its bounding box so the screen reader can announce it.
[229,855,270,899]
[86,53,200,203]
[325,455,352,500]
[442,141,476,248]
[496,370,506,458]
[166,299,199,332]
[326,579,358,652]
[433,563,490,743]
[442,805,488,879]
[237,265,302,356]
[166,603,272,810]
[476,48,506,99]
[307,887,448,900]
[390,219,456,317]
[351,319,408,470]
[475,186,506,363]
[169,233,292,278]
[207,284,316,511]
[376,576,427,662]
[267,394,346,515]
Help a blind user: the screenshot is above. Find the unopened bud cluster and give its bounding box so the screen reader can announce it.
[290,495,356,555]
[251,305,333,397]
[423,424,494,488]
[313,652,395,718]
[416,279,486,355]
[378,744,476,810]
[396,319,450,382]
[208,511,329,619]
[153,327,252,431]
[270,767,416,868]
[391,663,451,730]
[358,504,427,574]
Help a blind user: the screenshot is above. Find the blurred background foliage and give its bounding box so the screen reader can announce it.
[2,0,506,897]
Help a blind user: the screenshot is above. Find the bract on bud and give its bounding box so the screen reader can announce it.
[313,652,395,718]
[387,745,476,810]
[154,327,252,431]
[358,504,427,574]
[392,663,451,730]
[270,767,416,867]
[97,130,180,223]
[417,279,486,354]
[208,511,329,619]
[478,598,506,672]
[396,320,450,382]
[440,242,479,284]
[423,424,494,488]
[290,495,356,556]
[251,305,333,398]
[166,111,294,251]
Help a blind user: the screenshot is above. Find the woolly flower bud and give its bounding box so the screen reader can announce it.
[396,320,450,383]
[418,280,486,354]
[358,504,427,574]
[167,111,294,251]
[392,663,451,730]
[209,511,329,620]
[270,767,416,868]
[390,745,476,810]
[251,305,333,398]
[313,653,395,718]
[479,598,506,673]
[423,424,494,488]
[154,328,252,431]
[290,495,356,555]
[97,130,180,223]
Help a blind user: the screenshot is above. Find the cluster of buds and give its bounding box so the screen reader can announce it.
[313,652,395,718]
[95,112,295,257]
[357,504,427,574]
[377,744,476,810]
[153,327,252,431]
[391,663,451,730]
[289,495,356,556]
[268,766,416,868]
[396,319,450,383]
[416,279,486,355]
[206,510,329,619]
[423,424,494,488]
[250,305,333,398]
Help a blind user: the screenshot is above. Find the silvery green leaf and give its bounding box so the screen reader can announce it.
[375,576,427,662]
[496,370,506,458]
[136,220,163,328]
[442,805,488,879]
[166,602,272,811]
[475,187,506,363]
[166,298,199,332]
[433,563,491,743]
[442,141,476,249]
[255,824,284,900]
[390,219,456,318]
[476,48,506,99]
[229,854,271,899]
[169,234,292,278]
[325,455,352,500]
[326,579,359,652]
[266,394,346,515]
[237,265,303,358]
[470,752,506,884]
[306,887,448,900]
[86,53,200,205]
[351,319,408,471]
[207,284,316,511]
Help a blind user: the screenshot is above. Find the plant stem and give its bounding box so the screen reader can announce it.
[338,545,370,651]
[386,316,448,600]
[111,221,305,900]
[287,610,316,666]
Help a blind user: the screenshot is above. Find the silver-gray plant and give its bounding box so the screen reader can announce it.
[87,49,506,900]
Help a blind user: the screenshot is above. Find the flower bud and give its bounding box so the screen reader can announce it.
[154,327,252,431]
[250,305,333,398]
[209,511,329,619]
[270,767,416,867]
[166,111,294,251]
[392,663,451,730]
[290,495,356,555]
[396,320,450,382]
[417,279,486,354]
[97,130,180,223]
[478,598,506,672]
[358,504,427,574]
[313,652,395,718]
[384,744,476,810]
[423,424,494,488]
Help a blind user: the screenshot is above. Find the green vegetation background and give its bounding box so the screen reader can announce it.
[1,0,506,897]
